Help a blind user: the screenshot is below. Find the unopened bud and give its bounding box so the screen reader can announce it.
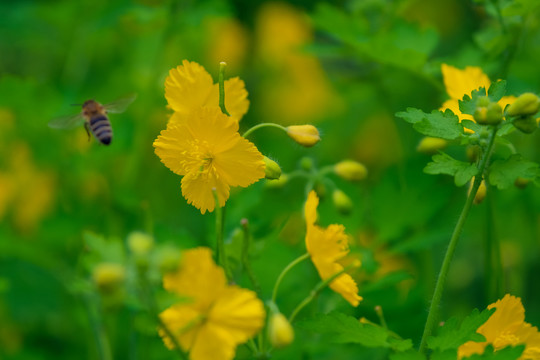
[158,247,182,273]
[513,116,538,134]
[466,146,481,162]
[300,157,313,172]
[506,92,540,117]
[265,174,288,188]
[268,312,294,348]
[286,125,320,147]
[314,181,327,200]
[468,178,487,205]
[476,96,490,107]
[127,231,154,256]
[263,156,282,180]
[332,189,353,215]
[92,263,125,293]
[334,160,368,181]
[484,103,503,125]
[473,107,488,124]
[514,177,530,189]
[416,137,447,154]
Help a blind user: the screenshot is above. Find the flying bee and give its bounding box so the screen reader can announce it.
[48,94,137,145]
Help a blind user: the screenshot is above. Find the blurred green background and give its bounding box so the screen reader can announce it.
[1,0,539,359]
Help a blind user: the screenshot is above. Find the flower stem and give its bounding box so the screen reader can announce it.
[418,125,498,353]
[243,123,287,138]
[241,219,261,294]
[288,263,357,323]
[83,294,113,360]
[212,189,230,280]
[218,62,231,116]
[271,253,310,304]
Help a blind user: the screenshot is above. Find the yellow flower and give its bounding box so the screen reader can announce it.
[440,64,516,133]
[458,294,540,359]
[165,60,249,123]
[153,106,265,214]
[304,191,362,306]
[159,248,265,360]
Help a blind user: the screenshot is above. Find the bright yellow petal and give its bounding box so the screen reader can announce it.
[163,248,227,308]
[480,294,526,342]
[181,171,230,214]
[441,63,491,100]
[208,77,250,122]
[458,340,487,359]
[498,95,517,111]
[153,116,195,176]
[208,286,265,343]
[165,60,214,115]
[189,322,237,360]
[304,190,319,227]
[213,137,265,187]
[159,305,204,351]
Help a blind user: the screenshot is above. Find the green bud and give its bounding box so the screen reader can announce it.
[314,181,327,200]
[334,160,368,181]
[263,156,282,180]
[300,157,313,172]
[473,107,488,124]
[466,146,481,163]
[92,263,125,294]
[332,189,353,215]
[268,312,294,348]
[476,96,490,107]
[127,231,154,256]
[506,92,540,117]
[513,116,538,134]
[485,103,503,125]
[416,137,447,154]
[514,177,530,189]
[265,174,288,188]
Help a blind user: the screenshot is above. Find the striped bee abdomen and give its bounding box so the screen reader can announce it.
[89,114,113,145]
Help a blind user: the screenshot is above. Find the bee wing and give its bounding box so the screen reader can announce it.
[103,94,137,114]
[48,113,85,129]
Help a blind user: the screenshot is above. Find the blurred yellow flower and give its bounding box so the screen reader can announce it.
[204,17,248,73]
[159,248,265,360]
[153,106,265,214]
[440,64,516,133]
[304,191,362,306]
[165,60,249,123]
[458,294,540,359]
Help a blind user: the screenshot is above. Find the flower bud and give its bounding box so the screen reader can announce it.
[416,137,447,154]
[513,116,538,134]
[92,263,125,294]
[466,146,480,163]
[127,231,154,256]
[268,312,294,348]
[468,178,487,205]
[263,156,282,180]
[484,103,503,125]
[265,174,288,188]
[334,160,368,181]
[286,125,320,147]
[300,157,313,172]
[514,177,529,189]
[332,189,353,215]
[473,107,487,124]
[476,96,490,107]
[506,92,540,117]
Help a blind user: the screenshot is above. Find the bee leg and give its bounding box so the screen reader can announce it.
[84,122,91,141]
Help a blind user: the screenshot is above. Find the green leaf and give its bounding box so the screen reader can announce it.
[389,350,426,360]
[488,80,507,102]
[396,107,427,124]
[427,308,494,351]
[463,345,524,360]
[424,153,478,186]
[397,108,464,139]
[431,349,458,360]
[299,312,413,352]
[461,119,483,134]
[459,88,487,116]
[489,154,540,189]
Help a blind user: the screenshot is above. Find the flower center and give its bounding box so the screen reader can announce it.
[181,139,217,180]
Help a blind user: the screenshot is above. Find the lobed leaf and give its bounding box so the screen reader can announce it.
[299,312,413,352]
[462,345,524,360]
[489,154,540,189]
[488,80,507,102]
[459,88,487,116]
[389,350,426,360]
[427,308,494,352]
[396,108,463,139]
[424,153,478,186]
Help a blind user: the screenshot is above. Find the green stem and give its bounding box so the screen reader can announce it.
[212,189,230,280]
[138,273,187,360]
[243,123,287,138]
[218,62,231,116]
[271,253,310,303]
[418,126,498,354]
[288,263,357,323]
[485,188,495,303]
[241,219,261,294]
[84,294,113,360]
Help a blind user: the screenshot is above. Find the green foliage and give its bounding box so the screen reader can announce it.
[396,108,464,140]
[427,308,494,352]
[489,154,540,189]
[462,345,524,360]
[424,153,478,186]
[390,350,426,360]
[299,312,413,352]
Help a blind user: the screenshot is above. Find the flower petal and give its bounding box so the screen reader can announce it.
[441,63,491,100]
[213,137,265,187]
[181,171,230,214]
[165,60,214,115]
[153,116,195,176]
[209,77,250,122]
[189,322,238,360]
[304,190,319,227]
[159,305,204,351]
